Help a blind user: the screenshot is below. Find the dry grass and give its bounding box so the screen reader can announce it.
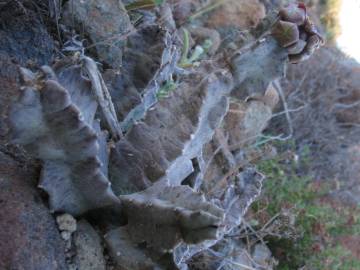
[319,0,342,42]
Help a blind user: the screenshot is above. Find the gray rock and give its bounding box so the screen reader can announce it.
[73,220,106,270]
[63,0,133,68]
[252,244,274,269]
[0,5,54,66]
[105,227,166,270]
[61,231,72,241]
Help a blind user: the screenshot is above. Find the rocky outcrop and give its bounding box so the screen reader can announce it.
[0,152,67,270]
[0,3,54,66]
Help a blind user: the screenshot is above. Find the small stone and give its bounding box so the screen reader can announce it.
[252,243,273,267]
[57,213,77,233]
[66,240,72,250]
[68,263,78,270]
[61,231,72,241]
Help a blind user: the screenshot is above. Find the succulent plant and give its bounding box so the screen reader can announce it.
[109,68,233,195]
[279,3,306,26]
[271,3,324,64]
[271,20,300,48]
[105,184,224,269]
[4,3,326,269]
[8,64,119,216]
[289,34,323,64]
[287,39,307,55]
[120,184,224,250]
[230,36,288,101]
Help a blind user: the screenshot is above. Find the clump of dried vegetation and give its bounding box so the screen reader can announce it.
[240,44,360,268]
[318,0,342,42]
[245,140,360,269]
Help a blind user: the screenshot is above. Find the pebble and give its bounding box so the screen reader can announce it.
[61,231,72,241]
[57,213,77,233]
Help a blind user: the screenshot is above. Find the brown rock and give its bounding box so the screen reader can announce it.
[0,152,67,270]
[223,100,272,148]
[0,54,21,142]
[207,0,266,29]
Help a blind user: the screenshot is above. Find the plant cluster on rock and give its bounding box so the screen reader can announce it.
[0,0,323,269]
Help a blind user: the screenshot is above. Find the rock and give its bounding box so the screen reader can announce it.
[263,81,280,109]
[62,0,133,69]
[61,231,72,241]
[223,100,273,148]
[252,243,274,269]
[105,227,167,270]
[0,54,21,142]
[0,5,54,66]
[109,66,233,193]
[57,214,77,233]
[73,220,106,270]
[0,152,67,270]
[206,0,266,29]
